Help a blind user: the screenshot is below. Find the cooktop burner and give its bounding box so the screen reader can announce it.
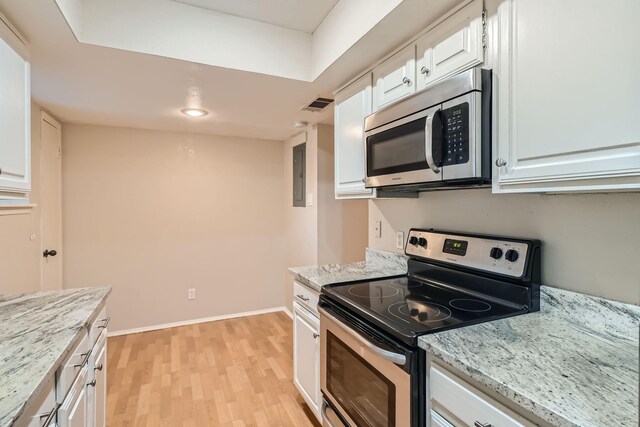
[388,300,452,324]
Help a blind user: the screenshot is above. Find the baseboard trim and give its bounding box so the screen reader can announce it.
[108,306,291,337]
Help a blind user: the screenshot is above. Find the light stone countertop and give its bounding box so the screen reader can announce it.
[419,286,640,427]
[288,248,408,292]
[0,287,111,427]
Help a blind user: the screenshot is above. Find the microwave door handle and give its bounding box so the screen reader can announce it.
[319,306,406,365]
[425,111,441,174]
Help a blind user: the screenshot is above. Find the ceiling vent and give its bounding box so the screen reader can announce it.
[301,97,334,112]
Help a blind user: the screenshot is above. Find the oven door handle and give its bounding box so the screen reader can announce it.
[319,306,407,365]
[321,400,339,427]
[425,109,441,174]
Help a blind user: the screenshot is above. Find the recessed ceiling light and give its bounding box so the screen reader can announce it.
[181,108,208,117]
[293,120,308,128]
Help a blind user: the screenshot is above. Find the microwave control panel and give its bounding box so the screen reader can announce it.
[442,102,469,166]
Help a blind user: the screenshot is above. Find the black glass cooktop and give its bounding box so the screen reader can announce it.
[323,276,526,346]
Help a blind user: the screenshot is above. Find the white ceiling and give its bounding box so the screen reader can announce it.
[171,0,339,33]
[0,0,462,141]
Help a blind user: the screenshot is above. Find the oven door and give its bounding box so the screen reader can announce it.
[319,305,411,427]
[364,105,443,188]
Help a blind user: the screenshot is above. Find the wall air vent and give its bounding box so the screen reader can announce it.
[301,97,334,112]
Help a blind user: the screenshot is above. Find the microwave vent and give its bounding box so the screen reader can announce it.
[301,97,334,112]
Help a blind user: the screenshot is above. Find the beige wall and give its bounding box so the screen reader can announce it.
[284,124,368,311]
[369,189,640,304]
[316,124,368,266]
[62,124,286,332]
[0,102,44,294]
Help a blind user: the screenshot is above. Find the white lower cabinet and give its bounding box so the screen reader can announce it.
[87,333,107,427]
[19,306,108,427]
[58,366,88,427]
[293,300,321,423]
[428,363,535,427]
[26,379,56,427]
[493,0,640,193]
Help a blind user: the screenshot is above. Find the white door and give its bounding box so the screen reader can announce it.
[58,367,88,427]
[93,342,107,427]
[373,44,416,111]
[416,0,483,90]
[40,112,62,290]
[293,302,320,422]
[0,22,30,194]
[334,73,375,199]
[494,0,640,192]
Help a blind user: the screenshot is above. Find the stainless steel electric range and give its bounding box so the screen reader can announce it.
[318,229,541,427]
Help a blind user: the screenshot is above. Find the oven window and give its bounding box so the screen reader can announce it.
[327,331,396,427]
[367,117,427,177]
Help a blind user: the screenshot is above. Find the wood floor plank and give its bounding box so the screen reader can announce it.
[107,312,321,427]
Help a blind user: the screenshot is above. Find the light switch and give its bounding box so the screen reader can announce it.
[306,193,313,206]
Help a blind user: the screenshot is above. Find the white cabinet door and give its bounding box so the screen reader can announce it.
[0,17,30,195]
[293,302,321,422]
[416,0,483,90]
[92,340,107,427]
[373,44,416,111]
[334,73,375,199]
[494,0,640,193]
[58,366,88,427]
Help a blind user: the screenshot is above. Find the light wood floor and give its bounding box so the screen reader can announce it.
[107,312,321,427]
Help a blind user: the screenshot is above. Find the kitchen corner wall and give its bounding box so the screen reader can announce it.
[0,102,44,294]
[62,124,286,332]
[284,124,368,311]
[369,190,640,304]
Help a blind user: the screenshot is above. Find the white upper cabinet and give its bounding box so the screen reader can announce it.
[416,0,484,90]
[334,73,375,199]
[0,14,30,197]
[373,44,416,111]
[493,0,640,193]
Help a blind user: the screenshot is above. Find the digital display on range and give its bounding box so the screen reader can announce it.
[443,239,468,256]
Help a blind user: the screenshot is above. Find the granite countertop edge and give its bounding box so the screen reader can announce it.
[418,287,640,427]
[288,248,409,292]
[1,287,111,427]
[421,338,573,427]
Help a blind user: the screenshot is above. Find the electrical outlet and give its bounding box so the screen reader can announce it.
[396,231,404,249]
[188,288,196,300]
[375,220,382,238]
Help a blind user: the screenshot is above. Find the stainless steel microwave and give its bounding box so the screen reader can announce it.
[364,67,492,191]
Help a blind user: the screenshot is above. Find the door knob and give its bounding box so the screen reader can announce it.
[402,77,411,85]
[43,249,58,258]
[495,158,507,167]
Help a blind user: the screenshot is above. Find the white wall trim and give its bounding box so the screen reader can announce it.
[108,306,292,337]
[282,306,293,319]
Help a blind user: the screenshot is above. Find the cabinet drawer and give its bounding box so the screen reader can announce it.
[89,306,109,347]
[293,281,319,315]
[23,378,56,427]
[430,365,534,427]
[56,331,89,403]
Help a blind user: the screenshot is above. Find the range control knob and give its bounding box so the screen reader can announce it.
[418,237,427,247]
[489,247,503,259]
[505,249,519,262]
[408,236,419,246]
